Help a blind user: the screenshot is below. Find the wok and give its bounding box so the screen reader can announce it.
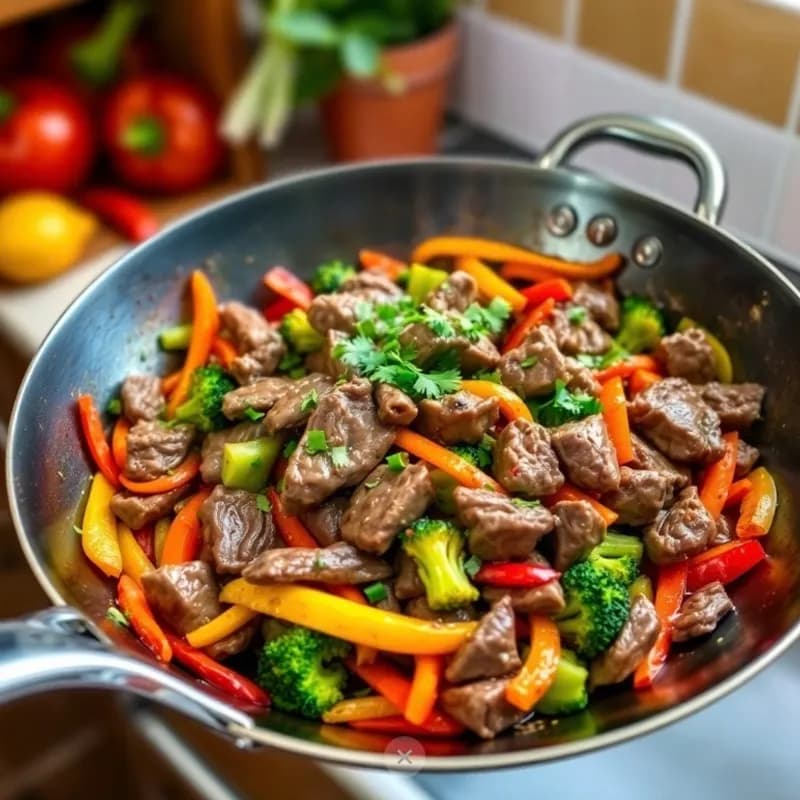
[3,114,800,770]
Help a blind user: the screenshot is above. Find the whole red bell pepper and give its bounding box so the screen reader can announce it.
[686,540,767,593]
[474,562,560,588]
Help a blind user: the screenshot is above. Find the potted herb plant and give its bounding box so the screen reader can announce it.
[222,0,458,161]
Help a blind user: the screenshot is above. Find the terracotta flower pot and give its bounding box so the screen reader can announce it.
[321,22,459,162]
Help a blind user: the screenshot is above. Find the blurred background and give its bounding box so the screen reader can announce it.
[1,1,799,798]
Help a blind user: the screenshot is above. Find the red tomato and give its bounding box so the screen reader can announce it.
[102,76,224,194]
[0,78,95,194]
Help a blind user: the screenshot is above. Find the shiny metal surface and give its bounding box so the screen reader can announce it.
[632,235,664,269]
[545,203,578,237]
[586,214,618,246]
[5,114,800,769]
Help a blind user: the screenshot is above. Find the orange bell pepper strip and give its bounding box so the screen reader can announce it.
[501,263,563,284]
[211,336,238,369]
[736,467,777,538]
[77,394,120,487]
[724,478,752,509]
[406,655,444,726]
[350,715,463,737]
[160,486,212,564]
[544,484,618,526]
[460,379,532,422]
[117,574,172,663]
[111,416,130,472]
[498,253,623,281]
[186,604,260,649]
[118,524,155,585]
[699,432,738,520]
[394,429,505,493]
[455,256,527,312]
[628,368,661,396]
[269,487,318,547]
[167,271,220,415]
[161,370,181,395]
[322,695,398,723]
[594,355,661,384]
[359,249,406,280]
[633,562,687,690]
[81,472,122,578]
[501,297,556,353]
[519,277,573,307]
[599,376,634,465]
[118,451,201,495]
[505,616,561,711]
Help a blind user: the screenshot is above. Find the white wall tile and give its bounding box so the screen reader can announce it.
[771,141,800,256]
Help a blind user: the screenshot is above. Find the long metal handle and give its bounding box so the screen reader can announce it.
[0,607,255,742]
[536,113,727,225]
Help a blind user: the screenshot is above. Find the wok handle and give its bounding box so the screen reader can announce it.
[536,113,727,225]
[0,607,256,744]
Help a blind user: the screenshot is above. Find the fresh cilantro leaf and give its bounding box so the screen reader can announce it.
[244,406,265,421]
[386,452,408,472]
[463,554,482,579]
[568,306,588,325]
[531,380,602,427]
[330,445,350,468]
[106,397,122,416]
[422,307,456,338]
[282,439,298,458]
[354,300,373,321]
[256,494,272,512]
[460,298,511,340]
[300,389,319,413]
[305,429,329,454]
[472,369,501,383]
[520,356,538,369]
[106,607,129,628]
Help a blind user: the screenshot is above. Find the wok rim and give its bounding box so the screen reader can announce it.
[7,154,800,770]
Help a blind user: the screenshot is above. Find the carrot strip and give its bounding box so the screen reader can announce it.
[736,467,777,539]
[455,256,527,312]
[77,394,119,487]
[595,354,661,384]
[359,249,406,280]
[117,574,172,662]
[599,376,634,465]
[161,370,181,395]
[699,432,739,520]
[505,616,561,711]
[211,336,238,369]
[118,524,155,585]
[269,487,318,548]
[406,655,444,725]
[628,368,662,396]
[502,297,556,353]
[160,487,212,564]
[460,379,532,422]
[724,478,752,509]
[111,417,130,471]
[118,452,201,495]
[544,484,618,526]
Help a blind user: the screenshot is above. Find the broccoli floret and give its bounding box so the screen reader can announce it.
[614,295,665,354]
[536,650,589,716]
[279,308,324,353]
[310,259,357,294]
[555,560,630,659]
[174,364,235,432]
[257,625,351,719]
[587,532,643,586]
[450,442,493,470]
[400,517,479,611]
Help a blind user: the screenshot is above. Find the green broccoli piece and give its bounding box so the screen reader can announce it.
[174,364,235,432]
[614,295,665,355]
[555,560,630,659]
[450,442,493,470]
[310,259,357,294]
[536,650,589,716]
[400,517,479,611]
[257,625,351,719]
[587,532,643,587]
[279,308,324,353]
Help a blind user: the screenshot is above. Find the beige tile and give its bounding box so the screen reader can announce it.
[578,0,677,78]
[682,0,800,127]
[487,0,565,38]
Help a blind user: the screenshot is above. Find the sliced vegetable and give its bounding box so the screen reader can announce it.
[263,266,312,310]
[686,540,767,592]
[499,253,623,282]
[186,605,260,649]
[535,650,588,715]
[599,376,634,465]
[455,256,527,312]
[363,581,389,605]
[350,714,462,737]
[349,658,411,710]
[160,487,212,564]
[329,584,377,666]
[531,380,601,428]
[519,277,573,308]
[502,297,556,353]
[545,484,618,526]
[77,394,120,487]
[594,354,661,384]
[133,525,155,563]
[79,187,158,243]
[505,616,561,712]
[221,437,282,492]
[736,467,777,539]
[264,295,296,322]
[211,336,238,369]
[81,472,122,578]
[628,368,661,396]
[280,308,324,353]
[724,478,753,509]
[474,561,560,588]
[118,523,154,585]
[629,574,654,602]
[359,249,406,280]
[699,432,738,520]
[406,263,448,304]
[117,574,172,662]
[269,487,318,548]
[111,416,130,471]
[460,379,533,422]
[322,695,398,723]
[161,370,181,395]
[154,517,170,566]
[406,655,444,726]
[677,317,733,383]
[118,451,201,495]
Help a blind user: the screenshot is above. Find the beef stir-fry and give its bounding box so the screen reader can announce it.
[76,236,775,740]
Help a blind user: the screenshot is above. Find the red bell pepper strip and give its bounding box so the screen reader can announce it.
[520,278,573,308]
[263,266,312,310]
[736,467,777,539]
[133,524,156,563]
[263,296,296,322]
[77,394,120,487]
[79,187,159,242]
[699,432,738,520]
[686,540,767,592]
[594,355,662,384]
[268,487,318,548]
[628,368,661,396]
[502,297,556,353]
[474,562,560,588]
[117,574,172,663]
[160,487,212,564]
[359,249,406,280]
[724,478,752,509]
[544,484,618,526]
[350,714,463,737]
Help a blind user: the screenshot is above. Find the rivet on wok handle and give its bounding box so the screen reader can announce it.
[633,235,663,268]
[587,215,617,246]
[546,204,577,236]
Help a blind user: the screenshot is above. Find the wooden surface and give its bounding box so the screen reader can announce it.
[0,0,79,26]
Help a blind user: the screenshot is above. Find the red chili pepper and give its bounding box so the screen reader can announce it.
[263,267,313,310]
[520,278,573,308]
[686,540,767,593]
[77,394,120,487]
[350,714,463,737]
[79,187,159,242]
[263,296,296,322]
[474,562,560,588]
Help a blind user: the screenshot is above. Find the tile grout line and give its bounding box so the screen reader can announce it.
[563,0,581,46]
[666,0,694,87]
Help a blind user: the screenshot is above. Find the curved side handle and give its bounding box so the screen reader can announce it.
[0,608,255,742]
[536,114,727,225]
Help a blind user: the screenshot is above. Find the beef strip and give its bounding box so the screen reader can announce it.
[602,466,669,526]
[298,496,347,546]
[340,463,433,555]
[141,561,220,634]
[427,270,478,313]
[453,487,554,561]
[461,335,502,373]
[110,486,187,530]
[229,334,286,385]
[222,377,291,420]
[735,439,760,478]
[375,383,418,426]
[656,329,716,384]
[200,421,265,484]
[441,678,526,739]
[339,271,402,298]
[205,619,258,661]
[121,374,164,423]
[404,597,478,622]
[547,305,613,355]
[628,378,725,465]
[701,382,765,430]
[552,499,607,571]
[499,325,570,398]
[264,372,335,433]
[199,485,277,575]
[550,414,620,493]
[415,391,499,445]
[307,275,400,336]
[445,596,522,683]
[709,513,734,547]
[125,420,195,482]
[629,433,690,498]
[492,418,564,497]
[671,581,734,641]
[399,322,501,374]
[219,301,276,352]
[564,357,601,396]
[304,330,350,379]
[644,486,715,564]
[281,378,395,514]
[243,541,392,584]
[483,579,565,615]
[590,595,661,686]
[394,550,425,599]
[375,584,401,613]
[572,282,620,331]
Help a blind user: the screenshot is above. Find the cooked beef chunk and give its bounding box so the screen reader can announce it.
[298,496,347,546]
[629,433,691,497]
[564,357,601,396]
[701,382,765,430]
[394,550,425,600]
[461,336,502,373]
[229,335,286,385]
[340,271,402,299]
[427,270,478,313]
[307,293,363,335]
[416,391,499,445]
[199,485,276,575]
[125,420,195,482]
[590,595,661,686]
[657,329,716,384]
[445,596,522,683]
[671,581,734,642]
[200,421,265,484]
[121,374,164,423]
[220,302,276,353]
[222,377,290,420]
[493,418,564,497]
[735,439,760,478]
[304,330,350,379]
[375,585,402,613]
[404,597,478,622]
[264,372,335,433]
[602,466,669,526]
[552,500,607,570]
[205,619,258,661]
[281,378,395,513]
[341,463,433,555]
[644,486,715,564]
[375,383,418,426]
[398,323,500,373]
[572,282,620,331]
[141,561,220,634]
[547,305,613,355]
[243,541,392,584]
[483,578,565,615]
[110,486,187,530]
[709,513,734,547]
[550,414,620,493]
[499,325,569,398]
[628,378,725,465]
[441,678,526,739]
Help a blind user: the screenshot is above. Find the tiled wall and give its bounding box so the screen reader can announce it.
[456,0,800,268]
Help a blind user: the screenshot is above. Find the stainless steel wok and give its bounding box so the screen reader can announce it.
[3,114,800,770]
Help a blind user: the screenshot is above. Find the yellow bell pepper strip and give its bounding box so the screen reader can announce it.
[118,523,155,585]
[677,317,733,383]
[460,379,533,422]
[221,580,477,654]
[455,256,527,312]
[699,432,738,520]
[186,605,260,649]
[77,394,120,488]
[81,472,122,578]
[153,517,171,565]
[322,695,398,724]
[117,574,172,663]
[505,616,561,711]
[736,466,777,538]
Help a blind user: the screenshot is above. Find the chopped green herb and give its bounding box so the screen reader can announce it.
[530,380,602,427]
[244,406,265,422]
[256,494,272,513]
[279,350,305,377]
[363,581,389,604]
[300,389,319,413]
[282,439,298,458]
[312,553,326,571]
[463,554,482,579]
[386,452,409,472]
[567,306,588,325]
[576,352,606,369]
[520,356,538,369]
[305,429,329,454]
[72,524,83,536]
[511,497,542,509]
[106,607,129,628]
[106,398,122,416]
[460,297,511,340]
[473,369,502,384]
[330,445,350,468]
